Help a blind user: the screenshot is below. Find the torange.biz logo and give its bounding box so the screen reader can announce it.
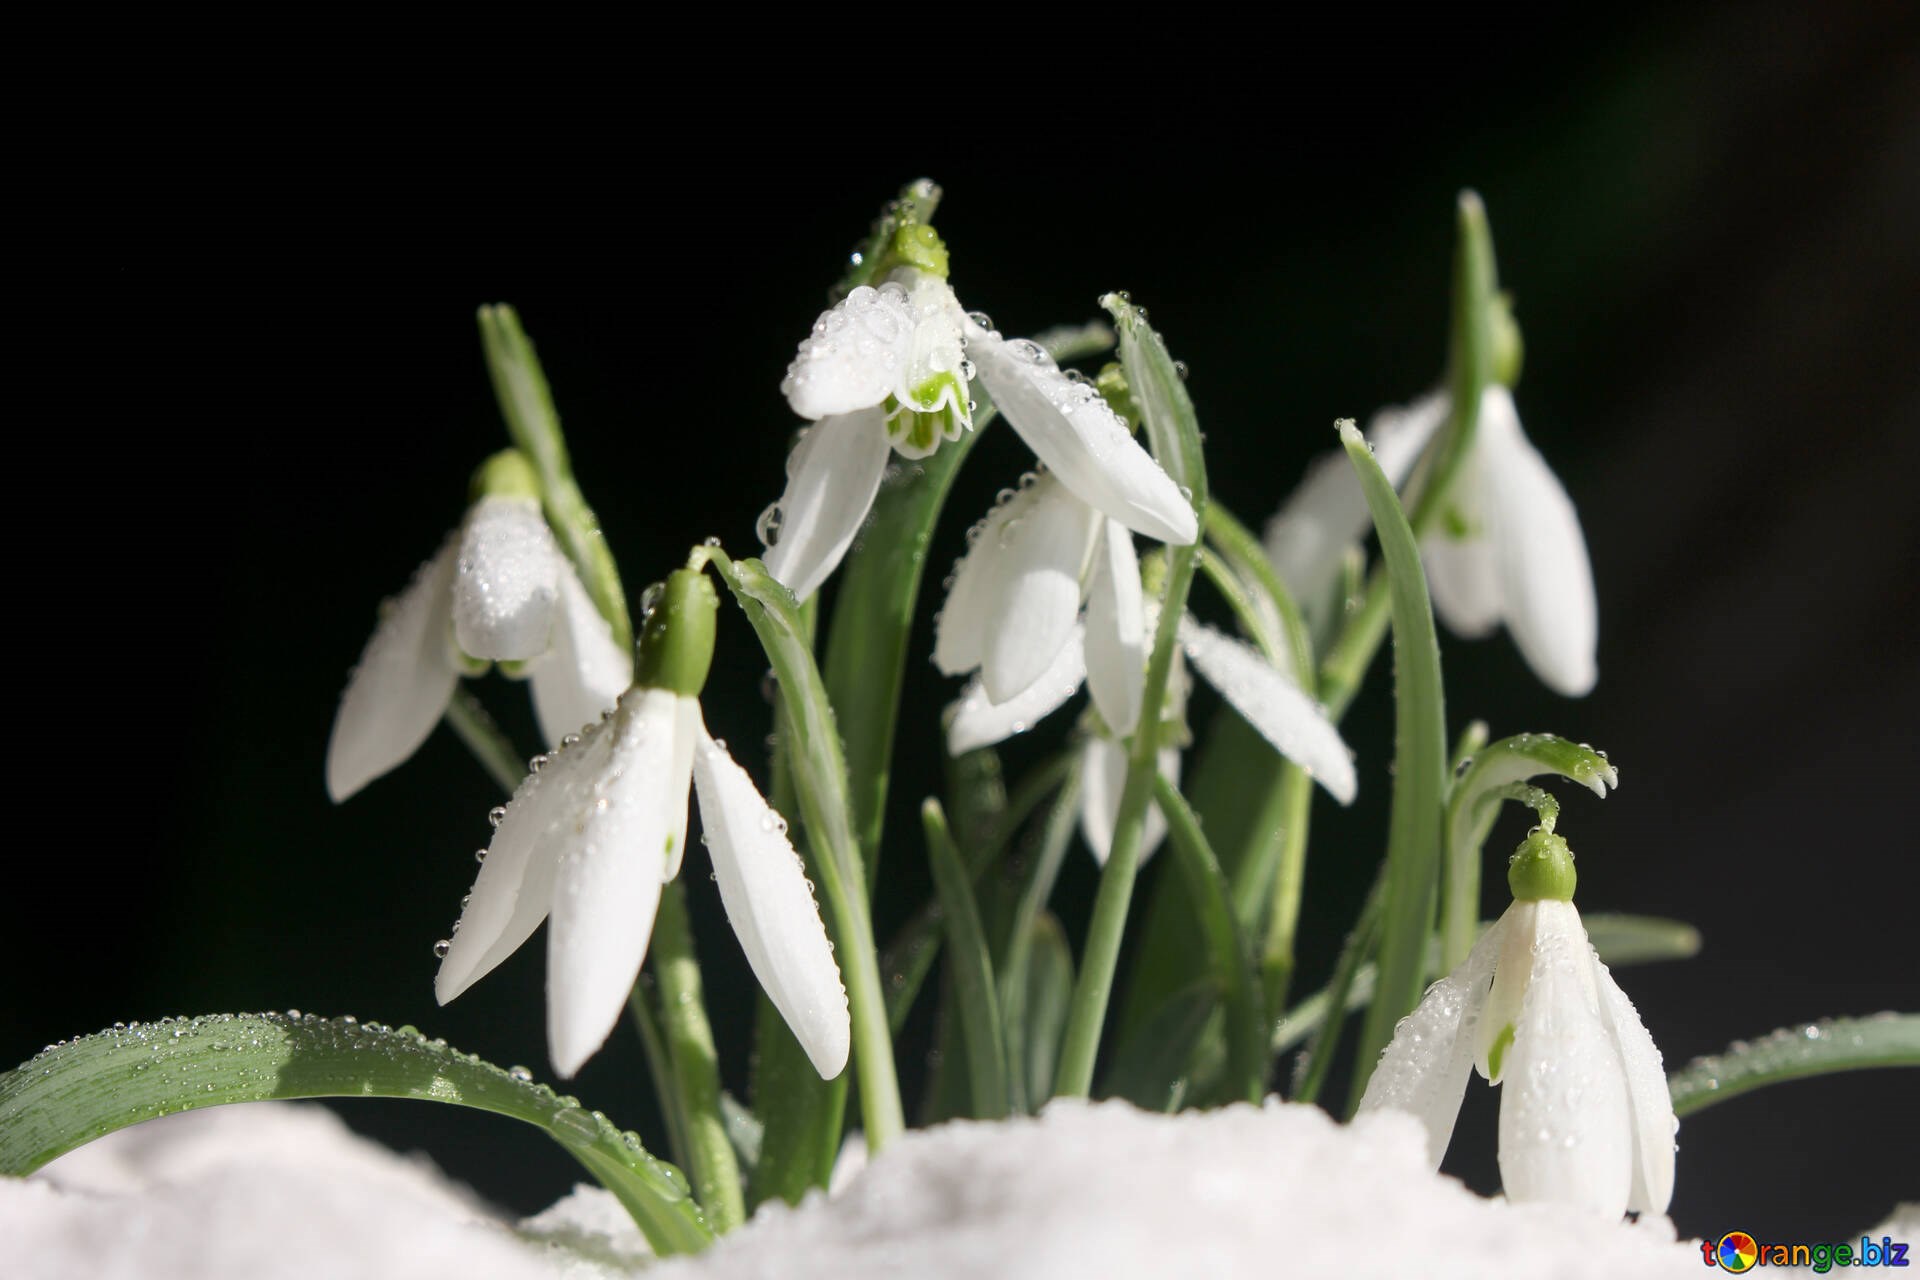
[1703,1231,1909,1272]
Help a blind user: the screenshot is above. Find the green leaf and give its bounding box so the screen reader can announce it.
[1152,774,1267,1104]
[708,550,904,1152]
[475,305,632,653]
[1581,913,1701,966]
[0,1014,711,1256]
[1668,1014,1920,1117]
[882,753,1075,1036]
[1101,982,1222,1112]
[1341,421,1449,1115]
[1014,914,1075,1113]
[921,799,1010,1119]
[1442,733,1618,970]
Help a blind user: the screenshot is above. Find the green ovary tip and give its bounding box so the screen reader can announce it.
[1507,829,1577,902]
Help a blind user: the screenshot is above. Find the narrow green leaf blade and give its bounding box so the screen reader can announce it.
[1017,914,1075,1113]
[0,1014,711,1256]
[921,799,1010,1119]
[1341,421,1448,1114]
[1668,1013,1920,1117]
[709,550,904,1151]
[1153,774,1267,1104]
[1101,982,1222,1112]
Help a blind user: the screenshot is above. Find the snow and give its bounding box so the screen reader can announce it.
[4,1097,1722,1278]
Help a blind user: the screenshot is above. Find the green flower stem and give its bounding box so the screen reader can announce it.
[995,765,1084,1112]
[1256,766,1317,1017]
[1442,734,1616,970]
[1290,873,1383,1104]
[0,1015,711,1256]
[1668,1014,1920,1117]
[1055,547,1199,1101]
[648,881,745,1233]
[442,687,526,794]
[1196,548,1284,663]
[708,550,903,1152]
[1153,774,1266,1104]
[1055,297,1209,1101]
[476,305,632,653]
[921,799,1010,1119]
[1202,503,1313,685]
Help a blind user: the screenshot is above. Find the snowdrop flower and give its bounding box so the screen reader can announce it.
[936,475,1355,859]
[434,569,849,1080]
[326,451,631,801]
[1357,827,1675,1219]
[760,223,1197,603]
[1265,386,1597,696]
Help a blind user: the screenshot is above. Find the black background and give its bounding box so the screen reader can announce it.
[9,2,1917,1246]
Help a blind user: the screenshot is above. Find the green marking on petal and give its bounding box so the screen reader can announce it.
[1487,1021,1516,1080]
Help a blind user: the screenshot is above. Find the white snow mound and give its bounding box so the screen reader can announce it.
[2,1097,1714,1279]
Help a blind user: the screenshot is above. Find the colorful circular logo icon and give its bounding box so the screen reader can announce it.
[1716,1232,1759,1273]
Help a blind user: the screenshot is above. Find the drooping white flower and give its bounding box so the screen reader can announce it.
[434,571,849,1081]
[1356,831,1675,1219]
[760,231,1196,604]
[935,480,1356,861]
[1264,386,1597,696]
[327,472,631,801]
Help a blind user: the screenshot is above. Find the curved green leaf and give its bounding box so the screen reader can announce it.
[1341,421,1448,1114]
[1669,1013,1920,1117]
[0,1013,711,1256]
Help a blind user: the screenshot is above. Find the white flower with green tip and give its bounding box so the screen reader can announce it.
[761,225,1197,603]
[1357,828,1675,1219]
[935,476,1356,860]
[325,451,631,801]
[1265,385,1597,696]
[433,570,849,1081]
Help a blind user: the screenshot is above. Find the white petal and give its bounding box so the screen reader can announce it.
[326,539,461,802]
[434,728,583,1006]
[933,475,1097,698]
[1475,900,1540,1083]
[1422,433,1504,640]
[895,273,971,426]
[966,320,1197,546]
[1077,736,1176,865]
[692,723,849,1079]
[1357,910,1509,1167]
[1264,391,1446,613]
[528,568,632,748]
[1177,617,1357,804]
[1591,955,1676,1215]
[1477,388,1599,696]
[544,688,696,1078]
[946,626,1086,755]
[451,496,565,661]
[1083,520,1146,737]
[1497,900,1631,1217]
[760,408,891,604]
[780,284,915,420]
